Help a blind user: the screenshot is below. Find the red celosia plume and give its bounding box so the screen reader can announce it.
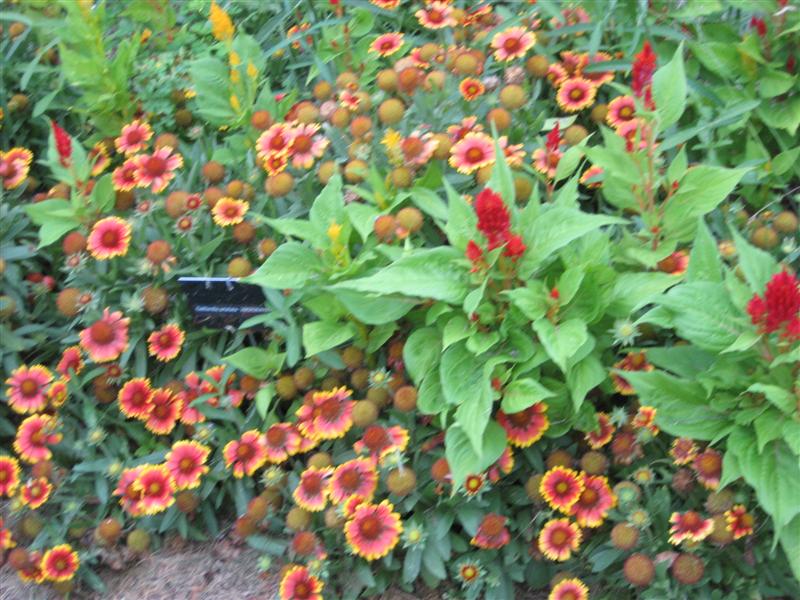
[51,121,72,167]
[474,188,511,250]
[631,41,657,109]
[747,270,800,340]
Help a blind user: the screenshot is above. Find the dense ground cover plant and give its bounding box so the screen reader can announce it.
[0,0,798,598]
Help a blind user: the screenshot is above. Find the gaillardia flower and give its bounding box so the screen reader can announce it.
[293,466,333,512]
[147,323,185,361]
[497,403,549,447]
[669,511,714,545]
[115,119,153,155]
[330,458,378,504]
[14,414,62,463]
[80,309,130,363]
[212,197,250,227]
[0,147,33,189]
[296,386,355,440]
[41,544,80,582]
[606,95,637,129]
[145,388,184,435]
[491,26,536,62]
[264,422,302,463]
[353,424,409,462]
[87,217,132,260]
[725,505,754,539]
[449,132,495,175]
[570,475,616,528]
[585,412,615,448]
[459,78,485,101]
[134,464,176,515]
[132,147,183,193]
[471,513,510,549]
[165,440,210,490]
[692,447,722,490]
[345,499,403,560]
[224,430,268,478]
[0,455,21,496]
[21,477,52,509]
[538,518,582,561]
[370,32,404,57]
[56,346,84,377]
[557,77,597,113]
[5,364,53,414]
[670,438,698,465]
[117,378,154,420]
[415,1,455,29]
[279,565,323,600]
[611,351,653,395]
[549,577,589,600]
[540,467,585,513]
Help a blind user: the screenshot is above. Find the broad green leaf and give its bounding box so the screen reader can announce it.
[500,378,554,413]
[520,207,625,276]
[417,369,444,415]
[445,421,506,492]
[652,42,686,131]
[309,174,345,234]
[754,412,785,453]
[747,384,795,415]
[566,355,605,411]
[345,203,379,242]
[24,199,74,225]
[223,347,285,379]
[780,515,800,582]
[721,331,760,354]
[441,341,492,451]
[38,219,80,248]
[442,315,471,349]
[245,242,324,290]
[444,179,476,251]
[662,166,748,240]
[487,139,514,204]
[503,283,549,321]
[331,289,415,325]
[686,219,722,283]
[532,318,588,372]
[302,320,354,356]
[332,247,469,304]
[411,187,448,221]
[403,327,442,385]
[624,370,732,440]
[608,272,679,316]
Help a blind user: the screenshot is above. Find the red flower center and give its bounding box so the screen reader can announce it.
[481,515,504,536]
[294,134,312,153]
[294,581,311,599]
[682,512,701,529]
[318,397,343,421]
[465,147,485,163]
[503,37,521,53]
[127,130,143,144]
[550,528,569,546]
[101,229,120,247]
[266,426,286,446]
[579,487,598,506]
[131,390,147,407]
[362,426,389,451]
[20,379,39,397]
[153,405,168,418]
[359,514,382,539]
[427,9,443,23]
[697,453,721,474]
[237,443,255,460]
[0,471,7,482]
[509,410,530,427]
[224,205,240,218]
[569,87,585,100]
[31,430,46,445]
[179,457,194,471]
[159,333,173,347]
[148,481,162,495]
[302,474,323,494]
[339,469,361,491]
[619,106,633,119]
[144,155,167,176]
[561,591,577,600]
[55,558,67,571]
[91,320,115,344]
[555,481,569,494]
[271,135,286,150]
[402,137,424,160]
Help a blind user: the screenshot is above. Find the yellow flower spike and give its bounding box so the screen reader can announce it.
[209,0,234,41]
[229,50,241,66]
[230,69,241,84]
[247,61,258,79]
[327,222,342,242]
[141,28,152,43]
[230,94,241,112]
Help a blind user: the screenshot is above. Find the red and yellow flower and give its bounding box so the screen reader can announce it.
[0,455,21,496]
[540,467,585,513]
[670,438,698,465]
[669,511,714,545]
[449,132,495,174]
[725,505,754,539]
[330,458,378,504]
[166,440,210,490]
[459,78,485,101]
[112,159,138,191]
[370,32,404,57]
[117,378,154,420]
[264,422,302,464]
[18,550,45,583]
[145,388,183,434]
[56,346,84,377]
[293,466,333,512]
[491,26,536,62]
[0,147,33,189]
[87,217,132,260]
[632,405,659,435]
[570,475,616,528]
[147,323,185,361]
[134,464,176,515]
[132,147,183,193]
[353,424,409,463]
[611,351,653,395]
[471,513,510,549]
[14,414,61,463]
[538,518,582,561]
[5,364,53,414]
[693,447,722,490]
[41,544,80,582]
[289,123,328,169]
[47,377,69,409]
[296,386,355,441]
[20,476,52,509]
[497,403,549,447]
[344,499,403,560]
[415,1,455,29]
[279,565,324,600]
[606,95,636,129]
[223,430,268,478]
[79,308,130,363]
[585,412,615,448]
[212,197,250,227]
[556,78,597,113]
[115,119,153,155]
[549,577,589,600]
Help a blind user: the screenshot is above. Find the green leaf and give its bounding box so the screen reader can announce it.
[223,347,285,379]
[732,432,800,529]
[566,355,605,411]
[309,175,345,234]
[403,547,424,584]
[520,207,624,276]
[657,282,747,352]
[331,289,414,325]
[730,228,779,292]
[686,219,722,283]
[444,179,476,251]
[500,378,554,413]
[24,199,75,225]
[302,321,354,356]
[244,242,324,290]
[332,247,469,304]
[255,386,274,419]
[487,139,514,204]
[403,327,442,385]
[652,42,686,131]
[38,219,80,248]
[721,330,760,354]
[662,166,748,240]
[345,203,379,242]
[532,318,588,373]
[411,187,448,221]
[624,370,731,440]
[747,384,795,415]
[445,421,506,492]
[503,283,548,321]
[754,412,785,453]
[442,315,471,349]
[779,515,800,582]
[89,173,115,212]
[441,341,492,451]
[608,272,679,316]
